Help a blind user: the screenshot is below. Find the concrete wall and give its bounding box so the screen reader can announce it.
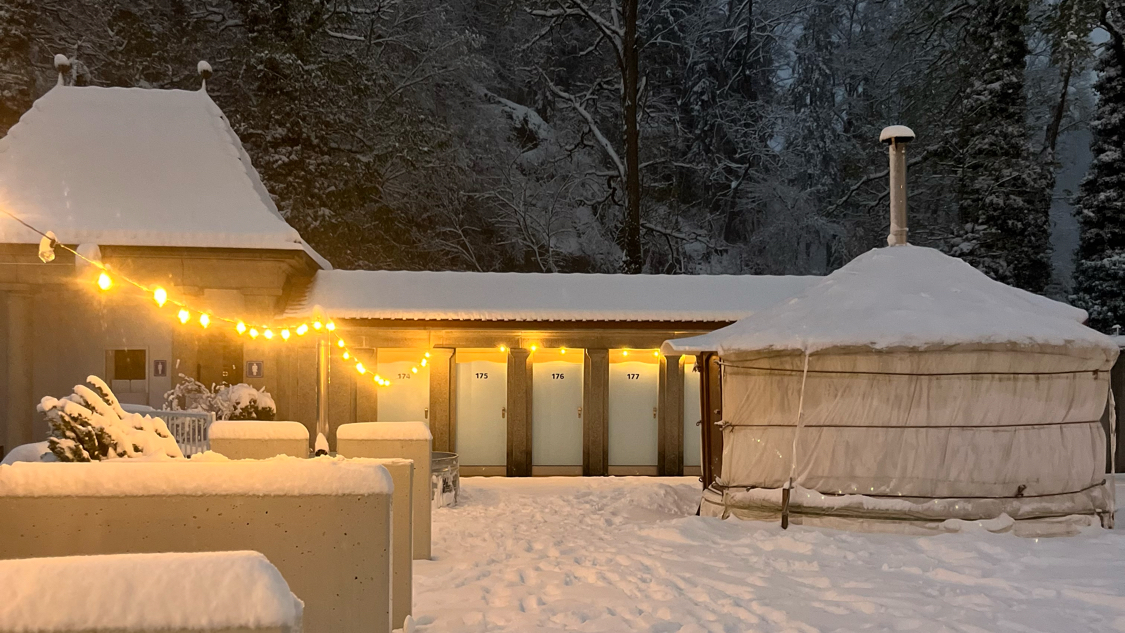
[350,458,414,629]
[336,430,432,560]
[0,466,391,633]
[210,437,310,460]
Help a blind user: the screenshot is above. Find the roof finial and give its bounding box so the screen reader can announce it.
[54,54,71,87]
[197,60,213,92]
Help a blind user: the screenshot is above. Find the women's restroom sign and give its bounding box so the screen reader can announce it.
[246,361,264,379]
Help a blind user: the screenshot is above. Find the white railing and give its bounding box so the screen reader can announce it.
[148,410,215,456]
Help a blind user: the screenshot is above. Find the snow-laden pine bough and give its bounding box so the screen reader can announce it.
[665,245,1118,536]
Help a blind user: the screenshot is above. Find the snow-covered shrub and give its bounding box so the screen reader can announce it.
[40,376,183,462]
[163,375,276,421]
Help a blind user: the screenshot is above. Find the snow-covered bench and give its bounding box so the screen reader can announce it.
[209,421,310,459]
[0,458,392,633]
[0,551,302,633]
[336,422,433,560]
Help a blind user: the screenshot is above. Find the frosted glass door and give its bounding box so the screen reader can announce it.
[683,357,702,468]
[456,360,508,466]
[532,360,583,465]
[377,352,431,423]
[608,360,659,466]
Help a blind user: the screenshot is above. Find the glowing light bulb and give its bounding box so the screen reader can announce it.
[236,322,247,335]
[178,309,190,324]
[199,313,210,328]
[337,339,345,348]
[263,329,274,340]
[622,350,629,357]
[313,321,323,330]
[384,380,391,386]
[356,363,366,374]
[326,321,336,332]
[420,358,427,367]
[499,345,506,352]
[97,272,113,291]
[153,287,167,307]
[560,348,566,354]
[296,324,308,336]
[249,328,259,339]
[653,351,660,357]
[411,367,418,374]
[424,352,431,358]
[530,345,538,352]
[343,351,350,360]
[281,329,290,340]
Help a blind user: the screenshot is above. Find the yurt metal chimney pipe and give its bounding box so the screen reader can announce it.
[880,125,916,246]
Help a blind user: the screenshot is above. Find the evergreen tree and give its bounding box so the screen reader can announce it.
[947,0,1054,292]
[1071,3,1125,331]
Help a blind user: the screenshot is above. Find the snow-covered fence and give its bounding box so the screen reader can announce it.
[150,410,213,456]
[0,458,393,633]
[0,551,303,633]
[336,422,433,560]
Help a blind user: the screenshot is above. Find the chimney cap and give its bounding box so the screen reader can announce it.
[197,60,213,79]
[53,54,71,72]
[880,125,915,144]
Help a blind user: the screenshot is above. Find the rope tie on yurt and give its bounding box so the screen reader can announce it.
[717,359,1101,378]
[1107,389,1117,529]
[781,352,811,530]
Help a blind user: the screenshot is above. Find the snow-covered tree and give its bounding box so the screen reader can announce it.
[947,0,1054,293]
[1071,2,1125,332]
[41,376,183,462]
[164,375,276,421]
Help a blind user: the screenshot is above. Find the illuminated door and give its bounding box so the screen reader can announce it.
[608,351,660,466]
[455,351,508,466]
[683,356,702,468]
[532,351,584,466]
[376,349,431,423]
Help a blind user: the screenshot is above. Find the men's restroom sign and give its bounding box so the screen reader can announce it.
[153,360,167,378]
[246,361,264,379]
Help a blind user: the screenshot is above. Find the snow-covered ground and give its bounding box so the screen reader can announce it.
[415,476,1125,632]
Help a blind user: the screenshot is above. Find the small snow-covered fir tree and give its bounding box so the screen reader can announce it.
[41,376,183,462]
[947,0,1054,293]
[1071,4,1125,332]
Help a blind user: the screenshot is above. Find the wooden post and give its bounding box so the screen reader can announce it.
[583,349,609,476]
[658,354,684,476]
[429,348,455,452]
[5,289,33,451]
[506,348,532,477]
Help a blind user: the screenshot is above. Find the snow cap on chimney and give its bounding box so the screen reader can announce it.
[197,60,213,92]
[54,54,71,87]
[879,125,915,145]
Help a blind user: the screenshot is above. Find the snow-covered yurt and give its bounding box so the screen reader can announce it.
[663,245,1118,533]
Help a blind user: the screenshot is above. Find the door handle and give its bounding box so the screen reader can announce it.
[578,406,582,419]
[425,407,429,420]
[501,407,506,419]
[653,407,658,419]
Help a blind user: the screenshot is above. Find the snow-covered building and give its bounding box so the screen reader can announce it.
[0,65,326,454]
[282,270,816,476]
[0,61,821,474]
[664,245,1119,530]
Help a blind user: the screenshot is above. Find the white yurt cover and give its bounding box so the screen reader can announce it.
[665,246,1119,532]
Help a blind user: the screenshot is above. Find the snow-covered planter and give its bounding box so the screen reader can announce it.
[40,376,182,462]
[0,551,303,633]
[336,422,433,560]
[0,457,393,633]
[209,421,310,460]
[164,376,276,421]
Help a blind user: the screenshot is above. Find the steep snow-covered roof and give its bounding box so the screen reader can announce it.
[283,269,820,322]
[663,245,1117,354]
[0,85,329,267]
